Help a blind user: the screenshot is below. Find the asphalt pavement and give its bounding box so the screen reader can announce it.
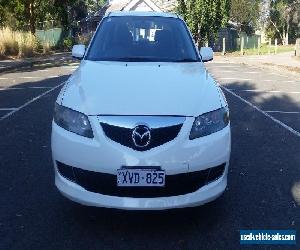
[0,53,73,73]
[0,60,299,249]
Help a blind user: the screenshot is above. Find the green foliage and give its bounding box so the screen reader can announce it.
[0,0,106,33]
[225,44,295,55]
[63,37,74,50]
[85,0,106,12]
[230,0,260,34]
[177,0,230,44]
[266,0,300,44]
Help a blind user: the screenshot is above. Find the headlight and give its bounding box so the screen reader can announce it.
[189,107,229,139]
[53,103,93,138]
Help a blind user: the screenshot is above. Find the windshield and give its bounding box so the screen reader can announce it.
[86,16,200,62]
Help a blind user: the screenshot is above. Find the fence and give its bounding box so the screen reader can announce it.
[36,28,64,47]
[214,31,290,55]
[212,29,261,53]
[213,28,238,52]
[237,32,260,49]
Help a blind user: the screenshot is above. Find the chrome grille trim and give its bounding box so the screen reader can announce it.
[98,116,185,151]
[98,116,186,129]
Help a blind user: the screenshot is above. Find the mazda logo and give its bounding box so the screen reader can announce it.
[132,125,151,148]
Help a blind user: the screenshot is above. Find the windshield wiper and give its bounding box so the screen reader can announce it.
[89,57,157,62]
[172,58,199,62]
[112,57,157,62]
[89,57,199,62]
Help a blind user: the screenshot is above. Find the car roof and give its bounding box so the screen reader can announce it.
[107,11,179,19]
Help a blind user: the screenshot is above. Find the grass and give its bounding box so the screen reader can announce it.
[219,44,295,56]
[244,44,295,55]
[0,27,38,58]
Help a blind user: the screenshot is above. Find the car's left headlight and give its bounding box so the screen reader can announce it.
[53,103,94,138]
[189,107,229,139]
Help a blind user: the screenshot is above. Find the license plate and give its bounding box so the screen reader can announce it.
[117,169,165,187]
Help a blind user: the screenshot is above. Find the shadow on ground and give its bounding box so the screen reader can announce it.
[0,57,77,75]
[0,73,299,249]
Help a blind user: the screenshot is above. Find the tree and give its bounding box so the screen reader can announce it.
[0,0,104,33]
[177,0,230,44]
[0,0,62,33]
[267,0,300,45]
[85,0,106,13]
[177,0,187,20]
[230,0,260,34]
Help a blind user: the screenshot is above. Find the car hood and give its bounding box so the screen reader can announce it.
[59,60,222,117]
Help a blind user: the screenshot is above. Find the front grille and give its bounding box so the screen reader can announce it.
[100,122,182,151]
[56,161,226,198]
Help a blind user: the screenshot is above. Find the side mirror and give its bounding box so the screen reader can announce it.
[199,47,213,62]
[72,44,86,60]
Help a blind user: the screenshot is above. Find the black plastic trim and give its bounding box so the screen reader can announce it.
[56,162,226,198]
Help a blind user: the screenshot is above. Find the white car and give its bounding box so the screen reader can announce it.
[51,11,231,210]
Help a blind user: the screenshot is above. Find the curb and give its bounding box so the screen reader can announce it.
[0,61,34,74]
[0,53,73,74]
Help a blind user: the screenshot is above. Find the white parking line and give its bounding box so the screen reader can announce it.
[62,66,78,70]
[63,65,77,68]
[0,75,62,82]
[207,63,239,66]
[219,77,252,81]
[28,86,52,89]
[263,79,297,83]
[265,111,300,114]
[0,108,17,111]
[218,78,298,84]
[216,70,235,73]
[0,87,18,91]
[227,89,300,94]
[0,82,65,121]
[0,86,52,91]
[265,79,297,83]
[285,80,297,83]
[217,71,259,74]
[19,76,42,79]
[221,86,300,137]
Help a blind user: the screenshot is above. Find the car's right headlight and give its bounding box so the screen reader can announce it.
[53,103,93,138]
[189,107,229,139]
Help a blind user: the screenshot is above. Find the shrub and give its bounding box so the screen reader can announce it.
[63,37,74,51]
[18,32,38,57]
[0,28,19,56]
[0,27,38,58]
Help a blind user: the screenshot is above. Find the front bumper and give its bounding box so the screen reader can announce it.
[51,116,231,210]
[55,165,227,210]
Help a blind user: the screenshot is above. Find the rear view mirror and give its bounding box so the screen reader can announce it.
[199,47,214,62]
[72,44,86,60]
